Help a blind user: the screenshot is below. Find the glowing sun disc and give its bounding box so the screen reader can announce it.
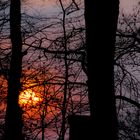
[19,89,40,106]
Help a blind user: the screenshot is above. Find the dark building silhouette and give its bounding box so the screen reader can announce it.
[68,115,92,140]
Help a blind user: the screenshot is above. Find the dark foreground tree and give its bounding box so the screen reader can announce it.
[85,0,119,139]
[4,0,24,139]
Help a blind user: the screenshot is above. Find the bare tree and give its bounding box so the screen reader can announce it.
[4,0,24,139]
[114,5,140,140]
[85,0,119,139]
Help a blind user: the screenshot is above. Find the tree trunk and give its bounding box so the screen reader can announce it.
[59,0,68,139]
[4,0,24,139]
[85,0,119,139]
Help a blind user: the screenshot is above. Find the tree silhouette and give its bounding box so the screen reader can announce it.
[85,0,119,139]
[0,0,140,140]
[115,5,140,139]
[4,0,24,139]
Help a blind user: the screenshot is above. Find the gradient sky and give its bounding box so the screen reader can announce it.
[25,0,139,15]
[23,0,58,15]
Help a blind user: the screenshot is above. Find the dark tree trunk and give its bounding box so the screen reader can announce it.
[4,0,24,139]
[85,0,119,139]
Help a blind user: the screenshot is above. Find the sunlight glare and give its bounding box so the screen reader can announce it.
[19,89,40,106]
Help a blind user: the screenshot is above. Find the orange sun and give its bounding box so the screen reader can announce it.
[19,89,40,106]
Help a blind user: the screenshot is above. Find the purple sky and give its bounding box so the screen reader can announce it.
[24,0,139,16]
[120,0,139,13]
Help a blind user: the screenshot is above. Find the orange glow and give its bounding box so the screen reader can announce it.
[26,0,56,9]
[19,89,40,106]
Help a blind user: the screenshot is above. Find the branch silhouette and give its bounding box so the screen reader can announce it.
[116,95,140,109]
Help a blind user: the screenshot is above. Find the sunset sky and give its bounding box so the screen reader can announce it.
[120,0,139,13]
[23,0,59,15]
[13,1,140,140]
[23,0,139,15]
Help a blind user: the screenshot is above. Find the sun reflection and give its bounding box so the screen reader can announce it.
[19,89,40,107]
